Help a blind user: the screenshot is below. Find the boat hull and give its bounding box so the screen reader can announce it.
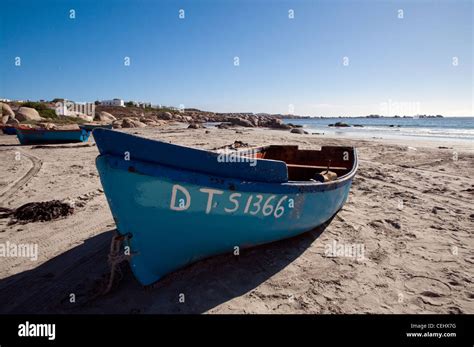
[16,128,91,145]
[96,154,354,285]
[1,126,17,135]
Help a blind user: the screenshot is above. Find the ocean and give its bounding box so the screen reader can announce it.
[282,117,474,142]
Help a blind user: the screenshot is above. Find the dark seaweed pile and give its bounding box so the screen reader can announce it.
[0,200,74,224]
[214,141,250,151]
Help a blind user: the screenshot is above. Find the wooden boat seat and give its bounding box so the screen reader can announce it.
[250,145,355,181]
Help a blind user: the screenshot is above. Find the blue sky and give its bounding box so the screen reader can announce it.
[0,0,472,116]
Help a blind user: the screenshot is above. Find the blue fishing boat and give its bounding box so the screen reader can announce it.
[16,127,91,145]
[79,123,113,132]
[1,126,17,135]
[93,129,358,285]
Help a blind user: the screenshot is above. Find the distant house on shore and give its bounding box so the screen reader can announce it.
[0,98,11,102]
[127,101,152,108]
[100,98,125,107]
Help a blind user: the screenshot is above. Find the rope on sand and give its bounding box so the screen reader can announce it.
[102,232,132,295]
[84,232,132,302]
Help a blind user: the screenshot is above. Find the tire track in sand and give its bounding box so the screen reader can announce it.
[0,150,42,204]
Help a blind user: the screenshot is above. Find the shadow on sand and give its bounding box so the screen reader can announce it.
[0,219,334,314]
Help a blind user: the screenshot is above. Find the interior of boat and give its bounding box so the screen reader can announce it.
[245,145,356,182]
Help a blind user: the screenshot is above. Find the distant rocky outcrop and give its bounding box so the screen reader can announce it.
[328,122,350,127]
[287,123,303,128]
[188,123,204,129]
[259,117,292,129]
[417,115,444,118]
[37,122,57,130]
[90,105,307,130]
[74,113,94,122]
[120,118,147,128]
[112,120,122,129]
[16,107,43,121]
[6,118,20,126]
[156,112,174,120]
[290,128,307,134]
[96,111,117,123]
[0,102,15,124]
[228,117,254,127]
[141,116,167,127]
[95,105,261,129]
[217,122,232,129]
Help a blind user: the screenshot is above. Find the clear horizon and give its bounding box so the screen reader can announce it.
[0,0,472,117]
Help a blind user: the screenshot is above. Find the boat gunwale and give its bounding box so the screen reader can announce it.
[79,124,113,129]
[16,128,89,134]
[93,129,290,183]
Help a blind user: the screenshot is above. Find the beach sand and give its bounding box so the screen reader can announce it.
[0,125,473,314]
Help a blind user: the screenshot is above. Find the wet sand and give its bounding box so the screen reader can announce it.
[0,125,473,314]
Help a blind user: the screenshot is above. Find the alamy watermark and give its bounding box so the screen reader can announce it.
[0,241,38,261]
[324,240,365,261]
[380,99,421,117]
[216,149,257,167]
[55,101,95,117]
[18,321,55,341]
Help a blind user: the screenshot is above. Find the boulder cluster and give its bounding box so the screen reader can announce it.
[182,112,293,130]
[1,103,29,126]
[1,102,307,133]
[328,121,350,127]
[94,108,302,131]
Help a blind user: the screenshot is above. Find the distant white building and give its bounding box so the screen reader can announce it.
[100,98,125,107]
[0,98,11,102]
[130,101,152,108]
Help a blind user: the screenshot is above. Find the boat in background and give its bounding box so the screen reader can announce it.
[79,123,113,132]
[93,129,358,285]
[16,126,91,145]
[1,125,17,135]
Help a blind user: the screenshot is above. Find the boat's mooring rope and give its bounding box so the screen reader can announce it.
[102,232,131,295]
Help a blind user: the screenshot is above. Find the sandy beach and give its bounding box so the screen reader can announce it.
[0,125,472,314]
